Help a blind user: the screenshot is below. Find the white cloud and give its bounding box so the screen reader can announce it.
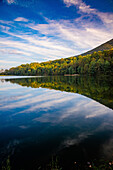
[6,0,15,4]
[0,38,71,60]
[3,30,76,54]
[0,48,30,56]
[63,0,96,14]
[97,12,113,26]
[0,20,12,25]
[14,17,29,22]
[0,59,22,64]
[63,0,113,26]
[0,25,10,31]
[28,18,113,49]
[63,0,80,7]
[63,0,97,14]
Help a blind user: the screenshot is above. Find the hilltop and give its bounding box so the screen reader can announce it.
[80,39,113,56]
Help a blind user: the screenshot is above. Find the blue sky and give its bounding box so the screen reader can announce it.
[0,0,113,69]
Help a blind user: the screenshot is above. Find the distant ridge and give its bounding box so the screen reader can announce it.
[80,39,113,56]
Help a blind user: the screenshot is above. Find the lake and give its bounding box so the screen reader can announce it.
[0,75,113,169]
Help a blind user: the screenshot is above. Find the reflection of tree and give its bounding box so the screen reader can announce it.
[6,76,113,110]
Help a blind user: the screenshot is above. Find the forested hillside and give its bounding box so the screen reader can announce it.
[2,48,113,76]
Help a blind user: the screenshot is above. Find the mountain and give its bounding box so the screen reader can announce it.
[1,39,113,76]
[80,39,113,56]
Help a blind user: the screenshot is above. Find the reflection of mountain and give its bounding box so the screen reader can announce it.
[6,76,113,110]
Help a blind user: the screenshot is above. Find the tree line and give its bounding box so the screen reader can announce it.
[2,49,113,75]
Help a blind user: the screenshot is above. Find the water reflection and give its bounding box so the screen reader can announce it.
[0,76,113,169]
[5,75,113,109]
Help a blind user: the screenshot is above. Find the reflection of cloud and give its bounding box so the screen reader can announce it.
[0,85,22,91]
[1,139,20,157]
[0,94,32,103]
[33,94,113,125]
[102,137,113,159]
[1,81,113,155]
[85,101,113,118]
[0,90,73,112]
[63,132,92,147]
[24,94,75,113]
[19,125,29,129]
[1,81,113,122]
[58,98,113,122]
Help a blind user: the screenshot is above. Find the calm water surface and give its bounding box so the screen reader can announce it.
[0,76,113,169]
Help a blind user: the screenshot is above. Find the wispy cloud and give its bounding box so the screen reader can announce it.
[4,0,39,8]
[0,20,13,25]
[0,59,22,64]
[0,25,10,31]
[63,0,113,26]
[63,0,97,14]
[0,48,30,56]
[27,17,112,49]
